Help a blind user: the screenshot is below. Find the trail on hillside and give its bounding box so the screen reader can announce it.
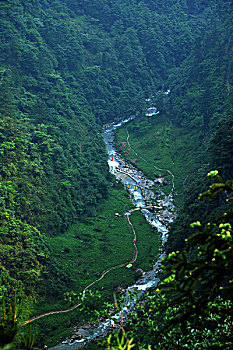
[23,210,140,325]
[23,124,174,326]
[126,128,175,195]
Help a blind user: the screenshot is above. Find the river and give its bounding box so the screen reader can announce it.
[49,116,176,349]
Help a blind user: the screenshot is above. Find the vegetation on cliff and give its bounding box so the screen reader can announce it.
[0,0,232,348]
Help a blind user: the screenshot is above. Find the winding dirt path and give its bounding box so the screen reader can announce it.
[23,125,174,326]
[23,210,139,325]
[125,213,138,263]
[125,128,175,195]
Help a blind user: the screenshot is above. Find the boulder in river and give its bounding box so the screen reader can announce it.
[73,331,83,340]
[81,324,92,330]
[154,177,165,184]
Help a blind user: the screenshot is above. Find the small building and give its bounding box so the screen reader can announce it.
[145,107,159,117]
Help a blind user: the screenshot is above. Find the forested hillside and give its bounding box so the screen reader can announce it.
[0,0,233,348]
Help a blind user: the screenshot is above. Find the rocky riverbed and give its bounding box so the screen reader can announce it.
[49,117,176,349]
[114,159,176,228]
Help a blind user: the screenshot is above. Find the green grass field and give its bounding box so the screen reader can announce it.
[115,115,205,207]
[30,115,205,347]
[33,183,161,347]
[32,115,205,346]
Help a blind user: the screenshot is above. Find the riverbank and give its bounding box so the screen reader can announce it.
[115,115,206,207]
[33,181,161,347]
[46,117,176,348]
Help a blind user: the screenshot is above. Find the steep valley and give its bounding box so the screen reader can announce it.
[0,0,232,348]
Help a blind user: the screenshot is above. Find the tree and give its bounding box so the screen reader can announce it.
[105,171,233,349]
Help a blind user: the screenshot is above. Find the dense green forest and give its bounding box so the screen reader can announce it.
[0,0,232,348]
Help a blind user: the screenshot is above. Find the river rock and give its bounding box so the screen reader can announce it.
[73,331,83,340]
[81,324,91,330]
[154,177,165,184]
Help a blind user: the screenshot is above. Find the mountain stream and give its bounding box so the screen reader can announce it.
[49,117,176,349]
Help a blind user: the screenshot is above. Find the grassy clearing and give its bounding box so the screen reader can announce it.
[33,183,160,347]
[115,115,205,207]
[32,115,204,346]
